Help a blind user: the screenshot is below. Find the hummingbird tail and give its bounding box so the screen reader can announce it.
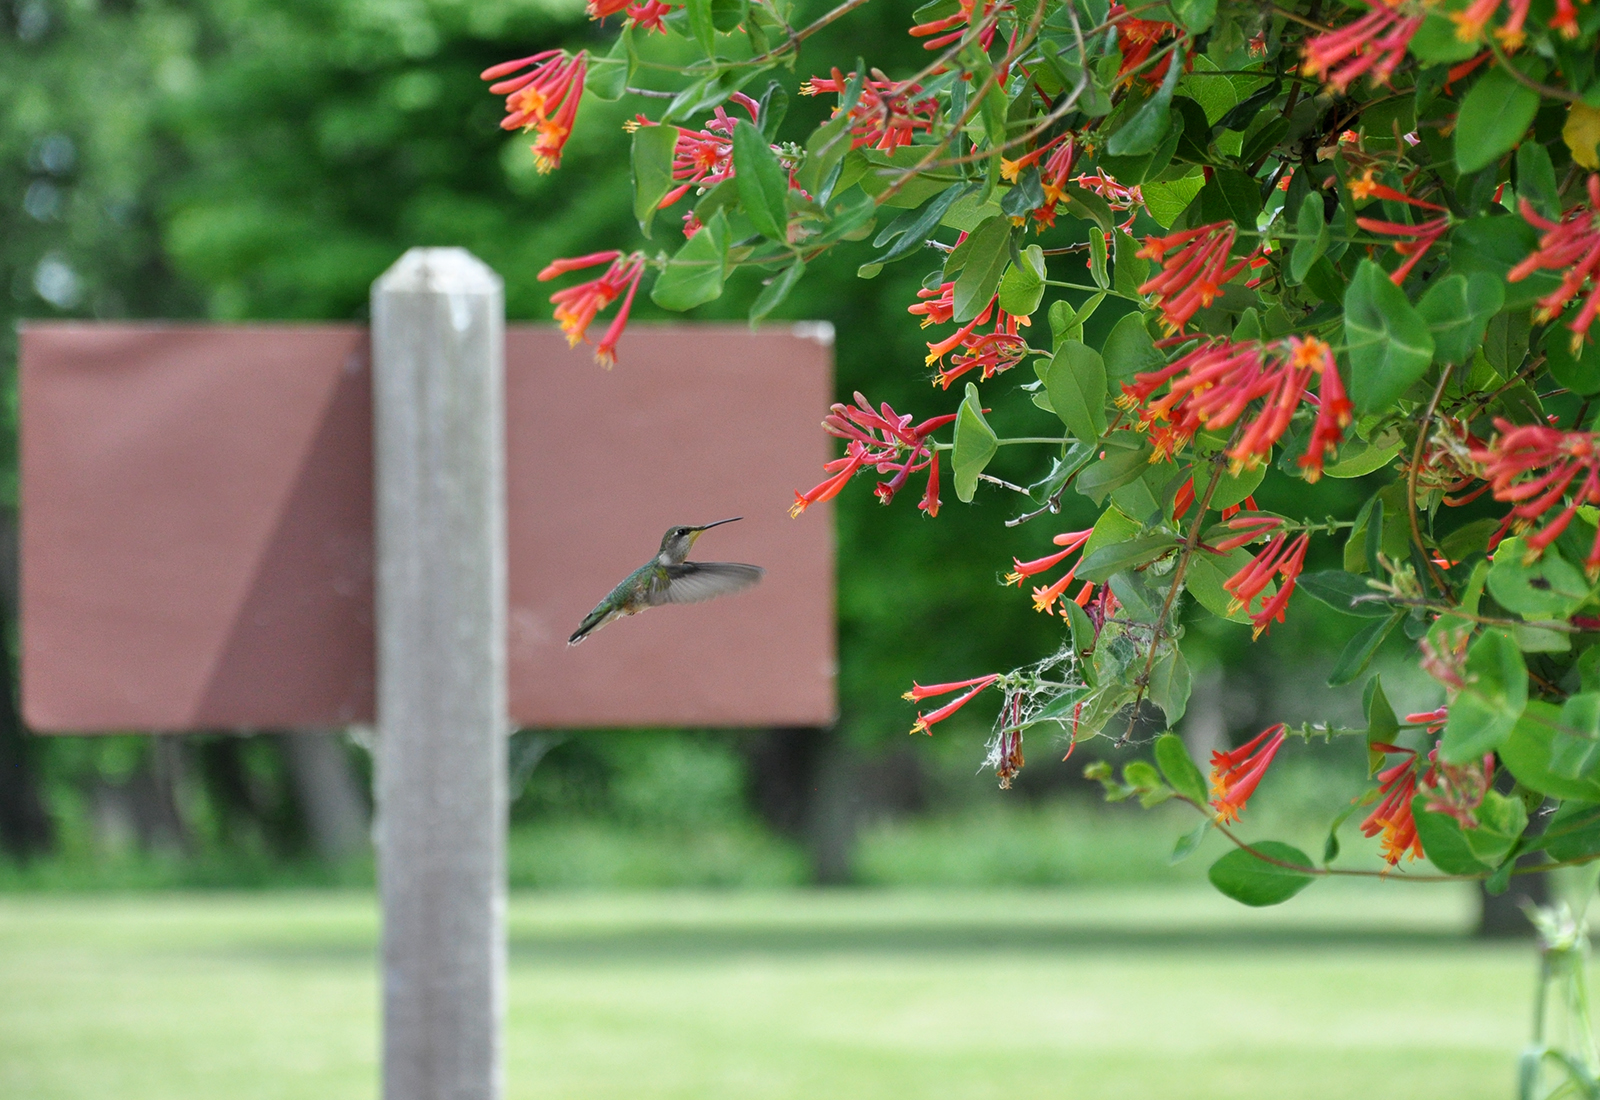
[567,608,609,646]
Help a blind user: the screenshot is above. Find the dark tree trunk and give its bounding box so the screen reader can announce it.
[1479,869,1549,937]
[744,727,863,884]
[0,507,51,861]
[279,731,369,860]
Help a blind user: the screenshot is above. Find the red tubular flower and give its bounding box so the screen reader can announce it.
[904,673,1001,735]
[482,50,588,172]
[1348,168,1447,212]
[1301,3,1424,92]
[1006,529,1093,588]
[1356,215,1451,285]
[1112,6,1180,84]
[1359,744,1423,865]
[1293,336,1352,480]
[1071,169,1145,232]
[793,395,956,517]
[1223,532,1309,638]
[1211,514,1283,553]
[802,68,940,153]
[624,0,675,30]
[1509,175,1600,346]
[1421,745,1495,827]
[912,283,1031,387]
[1210,724,1287,823]
[1471,418,1600,570]
[538,250,646,365]
[650,96,762,219]
[1550,0,1581,37]
[1406,706,1448,734]
[1120,335,1348,473]
[910,0,1002,50]
[1137,222,1254,333]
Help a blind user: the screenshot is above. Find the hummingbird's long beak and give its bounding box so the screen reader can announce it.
[686,516,740,548]
[692,517,742,532]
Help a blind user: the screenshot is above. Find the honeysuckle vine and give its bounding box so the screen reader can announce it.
[485,0,1600,1051]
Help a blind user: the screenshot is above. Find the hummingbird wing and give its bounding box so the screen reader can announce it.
[651,561,765,606]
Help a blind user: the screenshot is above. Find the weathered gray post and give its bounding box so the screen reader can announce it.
[371,248,507,1100]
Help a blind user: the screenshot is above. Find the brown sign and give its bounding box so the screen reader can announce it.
[20,323,836,732]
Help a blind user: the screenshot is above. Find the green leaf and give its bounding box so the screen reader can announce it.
[1208,842,1316,907]
[1455,65,1539,174]
[1411,797,1493,874]
[1089,229,1109,289]
[795,71,862,196]
[1321,432,1403,478]
[1107,45,1182,156]
[1075,437,1154,503]
[1328,612,1403,687]
[1441,629,1528,763]
[1172,822,1210,864]
[1113,231,1150,300]
[1171,0,1216,32]
[1550,693,1600,779]
[1141,172,1205,228]
[1417,273,1505,365]
[1148,647,1191,725]
[1540,800,1600,862]
[731,120,789,241]
[1192,461,1264,511]
[1343,260,1436,415]
[998,244,1046,317]
[1078,534,1178,583]
[1451,216,1562,311]
[632,123,680,238]
[1486,538,1592,618]
[1546,321,1600,396]
[748,258,805,324]
[1296,570,1391,618]
[863,182,977,273]
[650,210,730,310]
[951,382,998,503]
[1290,192,1328,284]
[1102,312,1163,382]
[1516,142,1561,221]
[1463,790,1527,865]
[1046,340,1108,442]
[1501,701,1600,800]
[1364,675,1400,774]
[1185,548,1256,625]
[952,215,1012,323]
[686,0,717,53]
[1155,732,1208,804]
[1408,10,1481,64]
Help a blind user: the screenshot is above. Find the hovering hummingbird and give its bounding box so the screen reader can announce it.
[567,517,764,646]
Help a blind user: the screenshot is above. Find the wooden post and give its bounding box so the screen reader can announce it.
[371,248,507,1100]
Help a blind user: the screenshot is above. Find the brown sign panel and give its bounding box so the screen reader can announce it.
[20,323,836,732]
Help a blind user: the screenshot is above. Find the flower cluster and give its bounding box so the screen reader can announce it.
[904,674,1001,735]
[1472,418,1600,569]
[1301,3,1424,92]
[1001,136,1081,229]
[1112,7,1180,84]
[1137,222,1255,332]
[1510,174,1600,346]
[1072,169,1145,232]
[909,0,1004,49]
[1361,744,1423,865]
[1349,170,1452,284]
[791,394,957,518]
[1005,528,1095,615]
[1210,724,1287,823]
[909,281,1032,389]
[481,50,588,173]
[1219,518,1310,638]
[537,250,646,366]
[1118,335,1351,477]
[587,0,676,31]
[801,69,940,154]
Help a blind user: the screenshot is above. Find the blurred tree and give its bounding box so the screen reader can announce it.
[0,0,1376,877]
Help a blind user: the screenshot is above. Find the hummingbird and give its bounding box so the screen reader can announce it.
[567,517,764,646]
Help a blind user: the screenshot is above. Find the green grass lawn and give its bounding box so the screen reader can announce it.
[0,884,1540,1099]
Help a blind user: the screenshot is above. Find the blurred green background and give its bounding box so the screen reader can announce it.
[0,0,1436,893]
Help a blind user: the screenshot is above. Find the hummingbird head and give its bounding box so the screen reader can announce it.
[657,517,740,563]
